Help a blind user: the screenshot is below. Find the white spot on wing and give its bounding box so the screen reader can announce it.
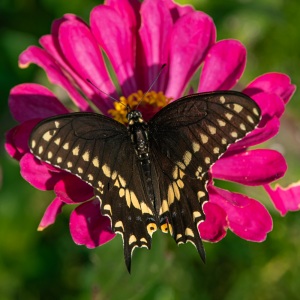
[38,146,43,154]
[200,133,208,144]
[247,115,255,124]
[183,151,192,166]
[103,204,112,214]
[197,191,206,199]
[63,142,69,150]
[207,125,216,135]
[115,220,124,231]
[231,131,238,138]
[72,145,80,156]
[82,151,90,162]
[92,157,99,168]
[185,228,194,237]
[54,138,61,145]
[43,131,55,142]
[225,113,233,120]
[253,107,259,116]
[240,123,246,131]
[217,119,226,127]
[192,142,200,153]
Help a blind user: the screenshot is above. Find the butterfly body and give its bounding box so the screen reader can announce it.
[29,91,261,272]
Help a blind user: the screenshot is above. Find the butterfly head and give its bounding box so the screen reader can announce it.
[127,110,145,126]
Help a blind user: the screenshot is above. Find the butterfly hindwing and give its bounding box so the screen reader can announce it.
[148,91,261,253]
[149,146,208,260]
[29,113,158,272]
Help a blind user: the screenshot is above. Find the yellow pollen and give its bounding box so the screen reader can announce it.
[108,90,172,124]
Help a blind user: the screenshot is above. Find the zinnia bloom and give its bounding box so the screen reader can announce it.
[6,0,296,261]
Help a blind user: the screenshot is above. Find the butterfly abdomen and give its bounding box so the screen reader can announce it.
[127,110,156,206]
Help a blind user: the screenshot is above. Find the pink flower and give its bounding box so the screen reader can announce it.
[6,0,296,256]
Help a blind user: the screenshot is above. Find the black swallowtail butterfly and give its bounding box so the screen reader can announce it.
[29,91,261,272]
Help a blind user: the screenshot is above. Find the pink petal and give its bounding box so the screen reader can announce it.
[20,153,62,190]
[54,175,94,204]
[212,149,287,185]
[40,15,97,111]
[70,200,115,248]
[243,73,296,104]
[38,198,65,231]
[5,127,20,160]
[210,186,273,241]
[19,45,91,111]
[5,120,39,160]
[198,202,228,242]
[39,35,95,112]
[163,0,194,21]
[105,0,141,20]
[42,15,104,112]
[199,39,246,92]
[9,83,68,123]
[51,13,85,34]
[264,183,300,216]
[166,11,216,98]
[90,5,137,95]
[252,92,285,123]
[58,19,118,112]
[138,0,173,91]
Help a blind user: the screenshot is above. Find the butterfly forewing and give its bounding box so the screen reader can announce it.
[148,91,261,254]
[29,113,158,272]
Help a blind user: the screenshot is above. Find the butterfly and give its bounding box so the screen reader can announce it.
[29,91,261,272]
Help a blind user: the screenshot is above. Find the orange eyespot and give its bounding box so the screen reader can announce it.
[160,222,173,235]
[147,223,157,236]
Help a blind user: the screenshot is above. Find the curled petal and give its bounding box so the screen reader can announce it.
[54,175,94,204]
[166,11,216,98]
[19,45,90,111]
[252,92,285,124]
[198,202,228,242]
[138,0,173,91]
[91,5,137,95]
[264,183,300,216]
[244,73,296,104]
[209,186,273,241]
[212,149,287,185]
[199,39,246,92]
[58,19,118,111]
[20,153,62,190]
[228,92,284,149]
[38,198,65,231]
[5,120,39,160]
[70,200,115,248]
[9,83,68,123]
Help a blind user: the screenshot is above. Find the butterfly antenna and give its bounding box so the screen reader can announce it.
[135,64,167,109]
[86,79,127,108]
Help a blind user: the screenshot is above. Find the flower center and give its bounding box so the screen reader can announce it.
[108,90,172,124]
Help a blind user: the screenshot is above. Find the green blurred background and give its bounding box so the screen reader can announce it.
[1,0,300,299]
